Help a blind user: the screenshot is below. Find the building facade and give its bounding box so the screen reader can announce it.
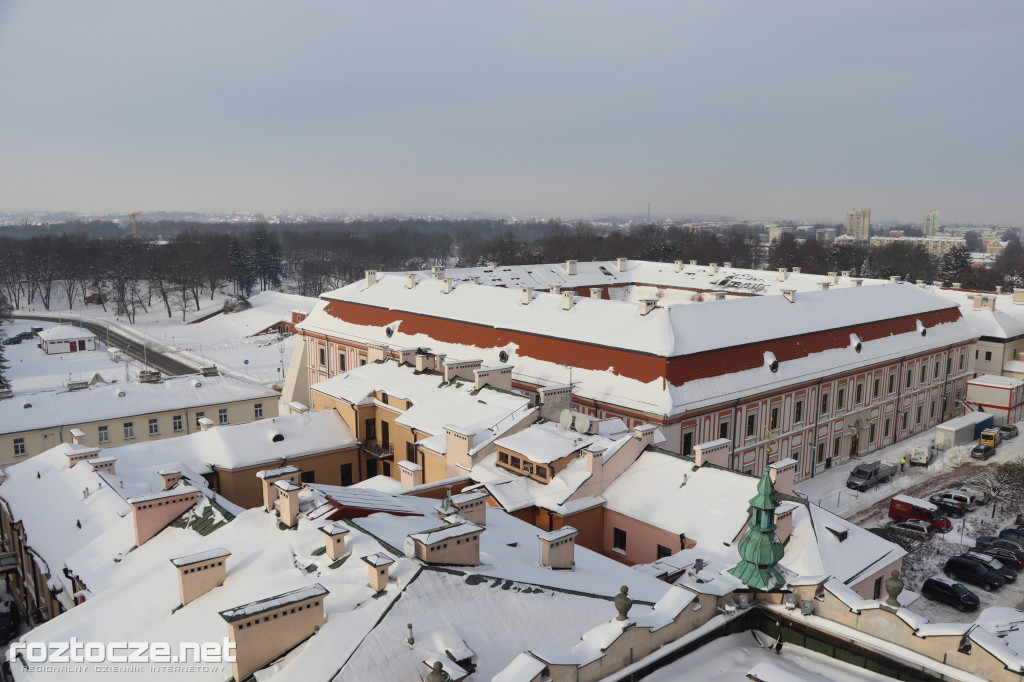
[846,208,871,241]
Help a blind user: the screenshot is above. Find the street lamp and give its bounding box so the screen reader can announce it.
[278,335,286,384]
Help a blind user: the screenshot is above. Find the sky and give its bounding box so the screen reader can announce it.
[0,1,1022,224]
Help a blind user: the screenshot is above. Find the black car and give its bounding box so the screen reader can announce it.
[920,577,980,613]
[971,444,996,460]
[1000,527,1024,543]
[961,552,1017,583]
[944,556,1005,591]
[1,337,20,346]
[976,546,1024,571]
[927,496,965,518]
[14,331,34,341]
[977,536,1024,558]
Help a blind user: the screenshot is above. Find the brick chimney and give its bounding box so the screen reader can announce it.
[791,267,801,274]
[781,289,796,303]
[549,285,561,295]
[450,490,489,526]
[319,523,350,560]
[708,263,718,276]
[171,548,230,605]
[817,282,830,291]
[889,276,900,283]
[694,438,730,467]
[538,526,578,569]
[198,417,215,431]
[66,447,100,468]
[768,458,797,496]
[828,272,837,285]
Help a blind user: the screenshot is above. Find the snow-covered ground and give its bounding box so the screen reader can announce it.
[1,320,131,393]
[794,420,1024,624]
[8,290,316,387]
[643,631,892,681]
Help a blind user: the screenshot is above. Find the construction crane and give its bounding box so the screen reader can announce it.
[129,211,143,239]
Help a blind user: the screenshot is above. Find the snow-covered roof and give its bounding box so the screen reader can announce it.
[311,360,532,452]
[37,325,96,342]
[409,520,483,545]
[170,547,231,568]
[220,583,328,622]
[205,290,317,337]
[494,421,595,464]
[0,373,278,436]
[968,373,1024,389]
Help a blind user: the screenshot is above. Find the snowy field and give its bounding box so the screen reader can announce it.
[794,421,1024,623]
[1,319,131,393]
[7,289,316,387]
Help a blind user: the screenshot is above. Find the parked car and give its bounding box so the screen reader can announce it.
[961,552,1016,583]
[930,490,976,513]
[889,495,953,533]
[975,546,1024,571]
[920,576,980,612]
[980,428,1002,448]
[888,519,933,541]
[948,482,990,505]
[846,460,898,492]
[1,337,20,346]
[927,495,966,518]
[999,424,1019,440]
[971,444,996,460]
[1000,527,1024,543]
[14,331,34,341]
[976,536,1024,558]
[944,556,1006,592]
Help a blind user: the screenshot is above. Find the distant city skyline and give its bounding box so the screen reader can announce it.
[1,1,1022,224]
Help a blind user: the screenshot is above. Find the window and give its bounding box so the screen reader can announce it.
[836,388,845,411]
[682,431,693,456]
[916,405,923,425]
[510,456,521,468]
[770,407,778,430]
[869,423,876,442]
[613,528,627,551]
[947,357,952,374]
[959,354,964,371]
[889,374,896,394]
[930,401,936,419]
[820,393,829,415]
[536,466,548,478]
[746,412,757,437]
[318,347,326,366]
[340,463,353,486]
[364,419,376,440]
[219,408,228,425]
[13,438,25,456]
[719,421,729,439]
[301,470,316,484]
[254,403,263,419]
[656,544,672,560]
[172,415,183,432]
[148,418,159,435]
[855,383,863,404]
[942,396,948,415]
[794,401,803,424]
[906,370,912,388]
[195,411,205,427]
[380,420,390,445]
[985,351,992,362]
[817,443,825,463]
[124,422,135,439]
[873,378,880,399]
[360,358,367,367]
[98,425,109,443]
[920,366,926,382]
[406,442,416,462]
[901,411,908,430]
[338,353,346,372]
[833,437,840,459]
[935,361,940,379]
[884,418,891,438]
[498,452,509,464]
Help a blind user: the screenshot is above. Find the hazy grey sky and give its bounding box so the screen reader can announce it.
[1,1,1021,223]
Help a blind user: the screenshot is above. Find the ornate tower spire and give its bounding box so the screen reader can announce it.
[728,466,785,590]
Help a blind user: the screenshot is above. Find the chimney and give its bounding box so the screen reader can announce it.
[159,469,181,490]
[69,428,86,445]
[723,261,732,268]
[319,523,350,560]
[781,289,796,303]
[693,438,730,467]
[433,353,446,372]
[708,263,718,276]
[256,466,302,512]
[616,257,627,272]
[828,272,837,285]
[674,260,683,272]
[171,548,230,605]
[198,417,215,432]
[768,458,797,496]
[443,425,475,473]
[710,292,726,301]
[538,385,572,422]
[689,259,697,265]
[791,267,801,274]
[406,273,416,289]
[365,270,378,288]
[362,553,394,592]
[817,282,830,291]
[590,288,602,300]
[953,282,962,289]
[398,460,424,490]
[66,448,100,468]
[549,285,561,295]
[129,488,201,546]
[1016,288,1024,304]
[468,275,480,285]
[996,285,1004,294]
[561,291,574,310]
[638,299,657,315]
[431,266,444,280]
[973,295,984,309]
[275,479,301,529]
[841,270,851,278]
[485,261,496,268]
[521,287,533,305]
[450,490,489,526]
[565,259,578,275]
[442,277,454,294]
[777,268,787,281]
[989,297,997,312]
[89,457,116,475]
[933,280,944,288]
[889,276,900,283]
[851,278,863,287]
[916,279,925,287]
[538,527,578,570]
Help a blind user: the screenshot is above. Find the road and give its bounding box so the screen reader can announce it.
[12,313,202,376]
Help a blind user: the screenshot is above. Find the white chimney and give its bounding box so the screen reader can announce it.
[689,260,697,266]
[406,273,416,289]
[708,263,718,276]
[889,276,900,283]
[841,270,851,278]
[996,285,1004,294]
[710,292,726,301]
[817,281,830,291]
[521,287,533,305]
[952,282,962,289]
[442,277,454,294]
[590,288,602,300]
[674,260,683,272]
[638,299,657,315]
[723,261,732,268]
[486,261,496,268]
[778,268,787,281]
[916,279,925,287]
[791,267,801,274]
[365,270,378,288]
[851,278,863,287]
[989,297,997,312]
[565,260,578,275]
[616,257,627,272]
[828,272,837,285]
[933,280,944,288]
[469,275,480,285]
[561,291,574,310]
[781,289,796,303]
[431,266,444,280]
[549,285,561,295]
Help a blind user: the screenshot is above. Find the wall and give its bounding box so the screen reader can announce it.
[215,445,360,509]
[602,509,690,565]
[227,595,325,681]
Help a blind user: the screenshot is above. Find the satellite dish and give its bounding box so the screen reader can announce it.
[574,413,591,434]
[559,409,574,430]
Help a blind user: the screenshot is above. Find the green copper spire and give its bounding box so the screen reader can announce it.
[728,466,785,590]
